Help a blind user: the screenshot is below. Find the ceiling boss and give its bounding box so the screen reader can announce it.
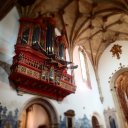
[110,44,122,59]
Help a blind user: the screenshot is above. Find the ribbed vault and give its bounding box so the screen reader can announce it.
[1,0,128,72]
[15,0,128,72]
[1,0,128,101]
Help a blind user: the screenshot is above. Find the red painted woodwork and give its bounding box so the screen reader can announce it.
[9,17,76,101]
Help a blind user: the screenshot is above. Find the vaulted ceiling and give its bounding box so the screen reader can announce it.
[1,0,128,71]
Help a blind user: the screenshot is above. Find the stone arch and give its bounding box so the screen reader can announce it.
[91,112,103,128]
[104,108,118,128]
[109,116,116,128]
[110,68,128,128]
[18,97,59,128]
[92,116,100,128]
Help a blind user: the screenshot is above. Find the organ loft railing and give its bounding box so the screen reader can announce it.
[9,17,77,101]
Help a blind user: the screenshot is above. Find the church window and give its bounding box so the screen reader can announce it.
[79,49,87,81]
[79,47,91,88]
[66,49,71,75]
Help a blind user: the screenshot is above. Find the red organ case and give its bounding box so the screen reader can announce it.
[9,17,77,101]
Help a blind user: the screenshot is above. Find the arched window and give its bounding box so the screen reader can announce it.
[79,50,87,81]
[66,49,71,75]
[79,47,91,88]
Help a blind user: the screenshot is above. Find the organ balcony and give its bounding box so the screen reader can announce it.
[9,17,77,101]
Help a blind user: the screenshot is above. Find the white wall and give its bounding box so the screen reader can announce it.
[48,45,106,127]
[67,46,105,126]
[0,7,19,63]
[98,41,128,109]
[0,7,35,112]
[0,7,110,128]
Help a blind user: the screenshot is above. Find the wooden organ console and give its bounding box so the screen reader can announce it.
[9,17,77,101]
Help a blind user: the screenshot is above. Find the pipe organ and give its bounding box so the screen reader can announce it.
[9,17,77,101]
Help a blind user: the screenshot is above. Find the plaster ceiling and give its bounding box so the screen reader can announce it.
[15,0,128,71]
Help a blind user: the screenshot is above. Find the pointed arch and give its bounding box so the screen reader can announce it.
[110,68,128,128]
[78,46,91,89]
[91,112,103,128]
[92,116,100,128]
[18,97,59,128]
